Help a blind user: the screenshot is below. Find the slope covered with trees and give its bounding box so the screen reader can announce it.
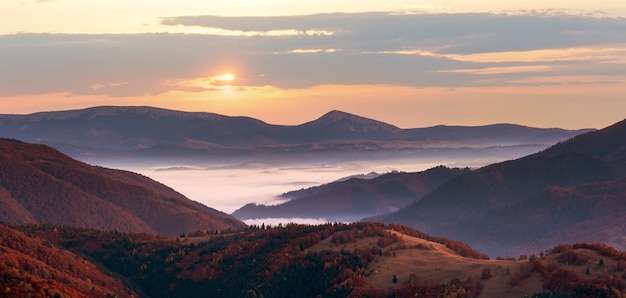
[0,224,134,297]
[0,139,246,236]
[233,166,470,222]
[374,118,626,256]
[446,176,626,257]
[12,222,626,298]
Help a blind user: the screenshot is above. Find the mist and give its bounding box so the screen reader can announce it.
[119,159,443,214]
[88,144,544,217]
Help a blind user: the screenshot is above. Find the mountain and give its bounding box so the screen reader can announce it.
[448,176,626,257]
[15,222,626,298]
[373,118,626,256]
[232,166,470,222]
[0,139,246,236]
[0,106,276,150]
[405,123,592,144]
[0,223,134,297]
[0,106,593,158]
[292,110,404,142]
[539,116,626,163]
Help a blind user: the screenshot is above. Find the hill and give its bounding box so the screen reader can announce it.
[541,118,626,160]
[15,222,626,297]
[373,118,626,256]
[232,166,470,222]
[292,110,405,142]
[0,106,592,158]
[0,139,246,236]
[447,176,626,257]
[0,224,134,297]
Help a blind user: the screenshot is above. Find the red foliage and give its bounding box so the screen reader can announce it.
[572,242,626,261]
[551,244,573,254]
[0,224,133,297]
[543,269,581,291]
[557,250,592,266]
[0,140,245,237]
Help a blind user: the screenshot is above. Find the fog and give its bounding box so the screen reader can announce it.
[243,217,331,227]
[90,144,543,220]
[122,159,446,214]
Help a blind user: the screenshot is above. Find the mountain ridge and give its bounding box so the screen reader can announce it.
[0,139,246,236]
[0,106,594,157]
[232,166,471,222]
[372,118,626,256]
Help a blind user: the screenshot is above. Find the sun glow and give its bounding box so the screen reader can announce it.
[216,73,235,82]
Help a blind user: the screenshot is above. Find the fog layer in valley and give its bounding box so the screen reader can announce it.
[87,144,545,224]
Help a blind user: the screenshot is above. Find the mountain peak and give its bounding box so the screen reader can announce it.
[318,110,359,121]
[309,110,400,129]
[295,110,402,140]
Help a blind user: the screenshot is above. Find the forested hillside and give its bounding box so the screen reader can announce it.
[374,118,626,256]
[233,166,470,222]
[0,139,245,236]
[9,222,626,298]
[0,224,134,297]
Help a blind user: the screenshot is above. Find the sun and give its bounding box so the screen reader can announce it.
[216,73,235,82]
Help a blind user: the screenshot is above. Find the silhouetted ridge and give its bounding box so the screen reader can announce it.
[0,106,592,157]
[312,110,397,128]
[232,166,470,222]
[294,110,404,141]
[541,118,626,161]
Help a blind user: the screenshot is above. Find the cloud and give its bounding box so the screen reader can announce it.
[439,65,551,75]
[161,12,626,54]
[0,12,625,97]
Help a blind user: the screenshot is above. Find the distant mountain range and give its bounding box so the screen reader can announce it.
[0,106,593,158]
[0,105,625,296]
[1,105,620,258]
[233,166,470,222]
[373,118,626,256]
[0,139,245,236]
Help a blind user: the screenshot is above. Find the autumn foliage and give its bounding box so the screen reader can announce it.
[0,224,132,297]
[0,139,245,237]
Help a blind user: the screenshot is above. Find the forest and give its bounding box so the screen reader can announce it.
[2,222,625,297]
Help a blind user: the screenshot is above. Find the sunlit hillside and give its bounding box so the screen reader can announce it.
[12,222,626,298]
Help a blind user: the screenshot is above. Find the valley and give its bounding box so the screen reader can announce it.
[0,107,624,297]
[4,3,626,296]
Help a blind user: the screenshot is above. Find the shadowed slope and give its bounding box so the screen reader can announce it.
[373,119,626,256]
[233,166,469,222]
[447,176,626,257]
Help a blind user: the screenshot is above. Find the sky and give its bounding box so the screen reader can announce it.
[1,0,626,129]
